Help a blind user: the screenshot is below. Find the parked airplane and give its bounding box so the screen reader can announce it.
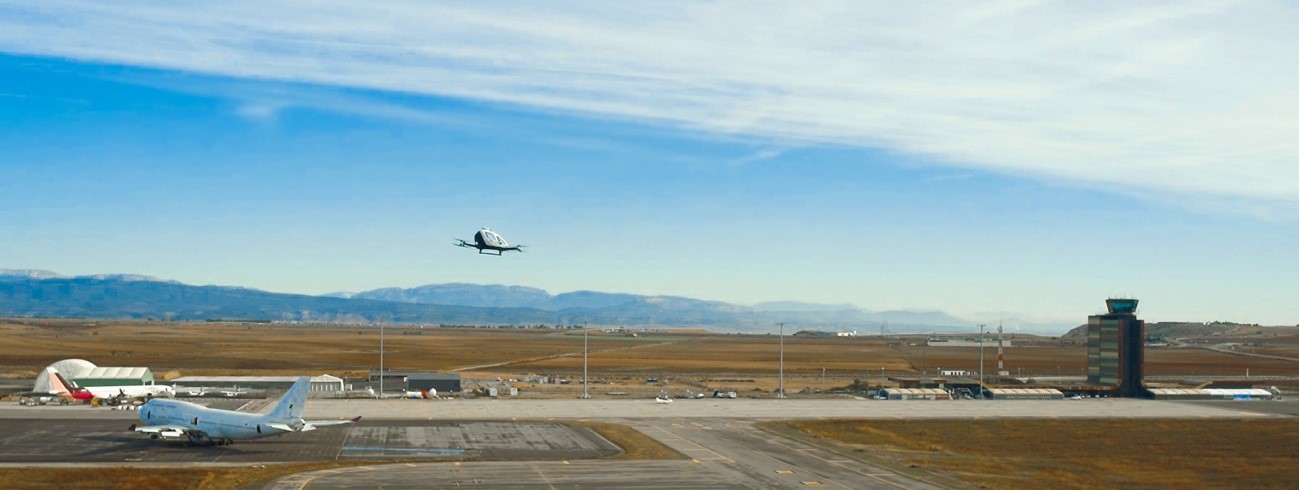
[79,382,174,400]
[130,377,360,446]
[220,387,248,397]
[182,387,207,397]
[403,388,437,399]
[455,228,524,255]
[14,368,93,403]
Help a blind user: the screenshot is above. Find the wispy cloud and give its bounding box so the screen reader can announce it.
[1,1,1296,207]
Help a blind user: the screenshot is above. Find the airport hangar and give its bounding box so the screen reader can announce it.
[370,369,463,393]
[168,374,346,392]
[33,359,161,391]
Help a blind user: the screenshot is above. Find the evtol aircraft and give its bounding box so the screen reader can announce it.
[130,377,360,446]
[455,228,525,255]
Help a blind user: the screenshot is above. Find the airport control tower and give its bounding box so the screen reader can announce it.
[1087,298,1147,397]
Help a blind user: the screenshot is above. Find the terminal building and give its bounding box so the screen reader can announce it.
[1087,298,1148,397]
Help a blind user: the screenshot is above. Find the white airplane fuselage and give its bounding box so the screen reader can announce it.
[138,399,292,441]
[87,384,173,400]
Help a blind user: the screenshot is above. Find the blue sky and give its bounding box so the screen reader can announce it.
[2,2,1297,330]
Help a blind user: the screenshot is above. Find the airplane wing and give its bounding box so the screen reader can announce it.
[303,416,363,430]
[265,416,359,433]
[131,424,202,439]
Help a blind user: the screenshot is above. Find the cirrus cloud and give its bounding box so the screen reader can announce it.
[1,1,1296,208]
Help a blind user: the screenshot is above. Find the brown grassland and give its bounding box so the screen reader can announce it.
[3,320,1295,383]
[769,418,1299,489]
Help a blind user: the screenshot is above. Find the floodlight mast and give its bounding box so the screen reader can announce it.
[978,324,985,400]
[582,321,589,400]
[778,322,786,399]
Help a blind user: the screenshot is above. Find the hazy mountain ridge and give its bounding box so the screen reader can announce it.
[0,270,999,333]
[334,283,974,329]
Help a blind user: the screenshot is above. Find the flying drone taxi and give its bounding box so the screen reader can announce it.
[455,228,525,255]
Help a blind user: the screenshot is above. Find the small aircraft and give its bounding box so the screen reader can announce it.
[455,228,524,255]
[130,377,360,446]
[403,388,437,399]
[220,386,248,397]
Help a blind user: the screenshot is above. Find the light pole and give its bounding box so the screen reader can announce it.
[777,322,786,399]
[582,321,589,400]
[978,324,985,399]
[379,321,385,398]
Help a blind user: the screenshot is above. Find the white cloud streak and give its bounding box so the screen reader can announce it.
[2,1,1297,206]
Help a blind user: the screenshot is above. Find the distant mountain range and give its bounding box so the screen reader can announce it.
[0,269,987,333]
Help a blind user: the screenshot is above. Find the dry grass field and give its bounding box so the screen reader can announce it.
[770,418,1299,489]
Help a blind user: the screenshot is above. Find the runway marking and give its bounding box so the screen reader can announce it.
[731,423,909,490]
[341,446,467,455]
[776,469,794,474]
[531,463,557,490]
[802,481,824,486]
[645,422,735,463]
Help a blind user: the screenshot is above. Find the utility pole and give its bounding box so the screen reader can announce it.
[777,322,787,399]
[582,321,589,400]
[978,324,985,399]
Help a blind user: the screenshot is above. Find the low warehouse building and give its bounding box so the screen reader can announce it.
[169,374,346,393]
[1149,388,1274,400]
[407,373,462,393]
[986,388,1065,400]
[73,367,154,387]
[881,388,951,400]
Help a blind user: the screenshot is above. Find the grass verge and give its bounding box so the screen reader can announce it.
[571,421,686,460]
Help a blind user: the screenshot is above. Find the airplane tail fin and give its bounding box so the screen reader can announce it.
[47,368,76,395]
[268,377,311,420]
